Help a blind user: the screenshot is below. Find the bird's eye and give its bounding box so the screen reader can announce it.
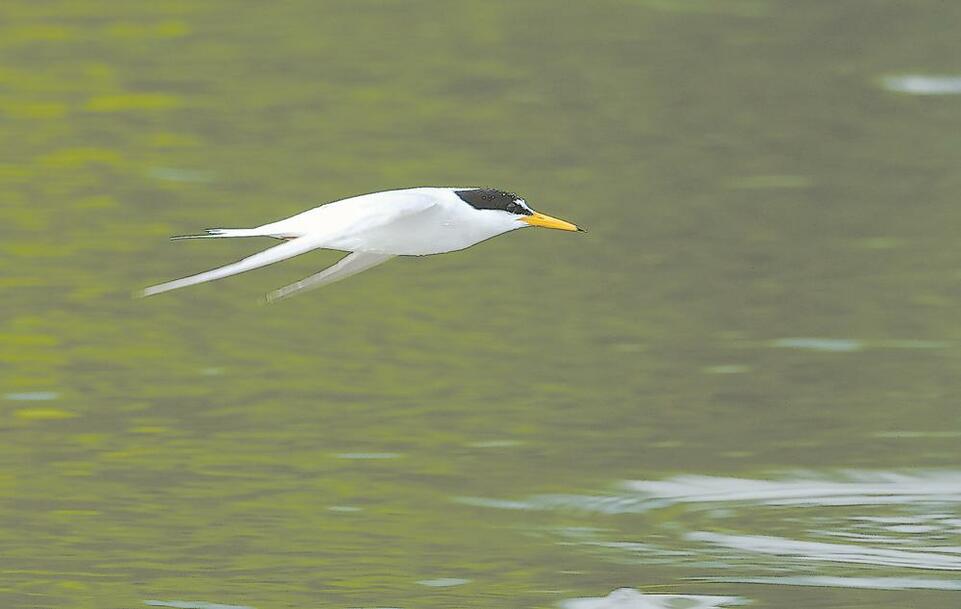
[505,201,518,213]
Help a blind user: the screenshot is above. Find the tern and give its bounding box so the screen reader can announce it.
[141,187,583,302]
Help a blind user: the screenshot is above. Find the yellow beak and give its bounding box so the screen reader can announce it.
[521,211,583,232]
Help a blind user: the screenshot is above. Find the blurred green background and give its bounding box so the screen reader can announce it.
[2,1,961,608]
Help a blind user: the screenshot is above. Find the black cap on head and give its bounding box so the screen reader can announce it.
[455,188,532,216]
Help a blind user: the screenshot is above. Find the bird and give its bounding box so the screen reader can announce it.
[141,186,584,302]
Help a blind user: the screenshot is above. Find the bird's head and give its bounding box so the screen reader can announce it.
[454,188,584,234]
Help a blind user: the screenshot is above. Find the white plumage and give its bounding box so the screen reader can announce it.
[141,186,581,301]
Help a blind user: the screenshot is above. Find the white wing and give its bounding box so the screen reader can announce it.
[142,189,444,297]
[260,189,439,242]
[141,236,325,297]
[266,251,394,303]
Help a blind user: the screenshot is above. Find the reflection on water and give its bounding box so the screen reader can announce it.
[3,391,60,401]
[559,588,745,609]
[144,601,254,609]
[881,74,961,95]
[767,338,950,353]
[769,338,863,352]
[462,470,961,591]
[706,576,961,592]
[688,531,961,571]
[624,471,961,507]
[416,578,471,588]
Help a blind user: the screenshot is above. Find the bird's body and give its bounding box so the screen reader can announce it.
[142,186,582,301]
[251,187,518,255]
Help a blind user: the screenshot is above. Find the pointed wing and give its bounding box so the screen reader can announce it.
[141,236,325,297]
[262,189,439,243]
[266,251,395,303]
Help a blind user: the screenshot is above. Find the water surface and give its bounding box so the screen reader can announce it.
[2,1,961,608]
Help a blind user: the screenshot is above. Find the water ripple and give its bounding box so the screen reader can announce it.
[144,601,254,609]
[624,470,961,507]
[559,588,745,609]
[705,575,961,591]
[460,470,961,591]
[687,531,961,571]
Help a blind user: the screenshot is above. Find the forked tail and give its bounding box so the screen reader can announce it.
[141,236,323,297]
[170,228,263,240]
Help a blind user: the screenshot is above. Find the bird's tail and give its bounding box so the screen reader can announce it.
[141,236,323,297]
[170,228,263,240]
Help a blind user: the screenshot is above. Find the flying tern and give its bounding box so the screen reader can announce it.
[141,187,583,302]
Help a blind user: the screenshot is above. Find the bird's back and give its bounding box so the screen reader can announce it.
[257,187,504,255]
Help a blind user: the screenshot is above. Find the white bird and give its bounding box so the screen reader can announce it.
[141,186,583,302]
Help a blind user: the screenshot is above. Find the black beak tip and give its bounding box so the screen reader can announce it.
[576,226,587,233]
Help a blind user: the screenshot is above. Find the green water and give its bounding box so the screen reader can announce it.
[3,1,961,608]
